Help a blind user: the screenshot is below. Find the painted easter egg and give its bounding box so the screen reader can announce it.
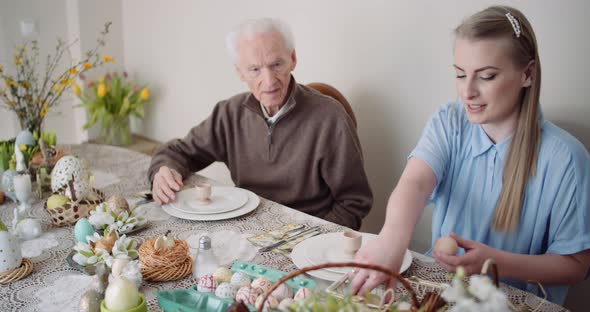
[214,282,236,299]
[230,271,251,289]
[213,267,233,284]
[74,218,94,243]
[197,274,217,293]
[235,286,260,305]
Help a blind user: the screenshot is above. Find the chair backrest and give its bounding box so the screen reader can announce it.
[306,82,357,129]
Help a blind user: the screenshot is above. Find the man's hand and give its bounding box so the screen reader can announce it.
[152,166,183,204]
[433,232,499,275]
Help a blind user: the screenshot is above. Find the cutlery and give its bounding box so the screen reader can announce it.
[259,226,321,253]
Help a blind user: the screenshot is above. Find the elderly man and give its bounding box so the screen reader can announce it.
[148,18,372,230]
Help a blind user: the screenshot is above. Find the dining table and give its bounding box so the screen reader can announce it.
[0,144,567,311]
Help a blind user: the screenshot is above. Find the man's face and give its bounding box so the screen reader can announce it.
[235,32,297,113]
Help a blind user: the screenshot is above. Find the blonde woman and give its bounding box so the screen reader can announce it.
[351,6,590,304]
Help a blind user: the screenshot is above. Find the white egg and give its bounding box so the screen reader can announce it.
[105,277,141,311]
[434,236,458,255]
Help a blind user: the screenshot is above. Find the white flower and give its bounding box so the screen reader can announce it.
[442,278,467,302]
[468,275,498,301]
[72,238,111,267]
[88,203,115,229]
[449,298,478,312]
[444,266,511,312]
[112,235,138,259]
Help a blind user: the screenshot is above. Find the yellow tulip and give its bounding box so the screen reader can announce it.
[19,144,27,152]
[71,82,81,96]
[83,63,92,69]
[140,88,150,101]
[40,103,49,118]
[97,83,106,97]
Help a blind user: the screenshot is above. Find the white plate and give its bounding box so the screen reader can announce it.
[291,232,413,281]
[169,187,248,215]
[161,187,260,221]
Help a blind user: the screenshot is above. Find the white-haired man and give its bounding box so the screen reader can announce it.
[148,18,372,229]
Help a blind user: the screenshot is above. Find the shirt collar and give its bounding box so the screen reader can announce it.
[470,105,545,159]
[471,125,513,159]
[243,75,298,119]
[260,98,292,125]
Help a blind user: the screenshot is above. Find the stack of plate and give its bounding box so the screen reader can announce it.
[291,232,413,281]
[161,186,260,221]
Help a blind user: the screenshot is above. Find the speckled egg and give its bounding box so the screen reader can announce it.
[278,298,294,311]
[255,294,279,311]
[213,267,233,283]
[251,276,272,293]
[235,286,260,305]
[271,283,293,301]
[197,274,217,293]
[74,218,94,243]
[294,288,312,301]
[106,195,130,216]
[214,282,236,299]
[230,271,251,289]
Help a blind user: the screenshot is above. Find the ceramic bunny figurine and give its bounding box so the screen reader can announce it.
[0,220,23,274]
[80,262,109,312]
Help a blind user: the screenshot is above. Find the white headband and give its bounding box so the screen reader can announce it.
[505,12,521,38]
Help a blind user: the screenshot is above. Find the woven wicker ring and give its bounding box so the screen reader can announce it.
[0,258,33,284]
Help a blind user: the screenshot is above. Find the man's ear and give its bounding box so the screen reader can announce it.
[522,59,535,88]
[290,50,297,71]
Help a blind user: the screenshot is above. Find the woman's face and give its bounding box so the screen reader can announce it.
[454,37,532,141]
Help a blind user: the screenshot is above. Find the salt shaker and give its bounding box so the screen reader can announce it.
[193,235,219,279]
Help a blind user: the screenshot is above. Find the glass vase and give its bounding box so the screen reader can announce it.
[100,116,132,146]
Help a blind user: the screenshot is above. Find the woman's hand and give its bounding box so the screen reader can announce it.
[350,234,405,296]
[433,232,499,275]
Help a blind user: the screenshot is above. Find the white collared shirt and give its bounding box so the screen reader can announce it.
[260,101,291,126]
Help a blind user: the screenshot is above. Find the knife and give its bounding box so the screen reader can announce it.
[258,226,321,253]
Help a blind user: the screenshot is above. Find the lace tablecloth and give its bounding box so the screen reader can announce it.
[0,144,566,311]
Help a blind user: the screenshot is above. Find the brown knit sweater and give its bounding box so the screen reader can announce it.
[148,79,373,229]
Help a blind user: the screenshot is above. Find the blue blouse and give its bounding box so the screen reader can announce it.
[410,102,590,304]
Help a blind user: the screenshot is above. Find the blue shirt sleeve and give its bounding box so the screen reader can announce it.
[409,103,460,201]
[545,139,590,257]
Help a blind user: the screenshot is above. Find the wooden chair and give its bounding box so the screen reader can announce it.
[306,82,357,129]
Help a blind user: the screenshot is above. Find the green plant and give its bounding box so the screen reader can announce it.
[77,71,150,145]
[0,139,15,171]
[33,129,57,147]
[0,22,112,134]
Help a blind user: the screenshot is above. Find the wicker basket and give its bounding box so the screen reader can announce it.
[44,187,105,226]
[255,262,432,312]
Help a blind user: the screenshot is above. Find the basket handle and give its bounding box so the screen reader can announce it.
[481,258,499,288]
[257,262,420,312]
